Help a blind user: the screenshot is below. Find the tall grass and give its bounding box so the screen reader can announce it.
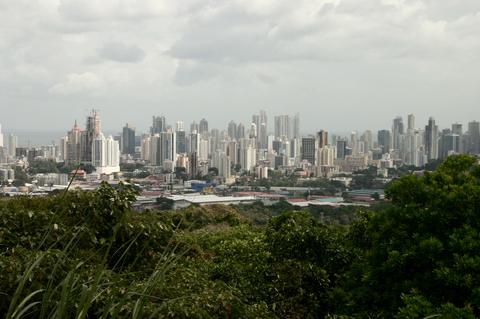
[3,174,190,318]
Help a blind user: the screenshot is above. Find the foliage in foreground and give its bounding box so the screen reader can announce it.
[0,155,480,318]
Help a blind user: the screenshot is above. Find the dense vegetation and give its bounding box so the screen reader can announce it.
[1,155,479,318]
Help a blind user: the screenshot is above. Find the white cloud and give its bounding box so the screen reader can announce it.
[49,72,103,95]
[0,0,479,131]
[97,42,146,63]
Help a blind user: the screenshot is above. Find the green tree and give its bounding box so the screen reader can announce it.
[344,155,480,317]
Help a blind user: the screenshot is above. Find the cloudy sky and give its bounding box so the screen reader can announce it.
[1,0,479,134]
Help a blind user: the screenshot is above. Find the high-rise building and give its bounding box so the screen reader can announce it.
[336,140,347,159]
[236,123,245,139]
[190,121,199,134]
[467,121,480,154]
[227,121,237,140]
[189,152,198,178]
[350,131,359,155]
[239,139,256,172]
[140,135,151,162]
[405,129,423,166]
[175,121,184,132]
[274,115,291,139]
[452,123,463,136]
[212,151,231,180]
[7,134,17,158]
[227,141,238,165]
[407,114,415,131]
[252,110,268,149]
[189,132,200,154]
[151,116,166,135]
[122,123,135,155]
[425,117,439,161]
[292,113,300,139]
[259,110,268,148]
[81,110,101,163]
[160,131,176,167]
[301,137,316,164]
[361,130,373,153]
[176,130,187,154]
[317,130,328,149]
[0,124,3,148]
[316,145,336,167]
[66,120,83,164]
[149,134,161,166]
[392,116,404,151]
[249,123,257,139]
[92,133,120,175]
[377,130,391,154]
[438,129,460,159]
[199,119,209,137]
[198,138,209,161]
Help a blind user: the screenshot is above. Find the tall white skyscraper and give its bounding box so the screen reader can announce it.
[0,124,4,148]
[8,134,17,158]
[425,117,438,161]
[292,113,300,138]
[92,133,120,175]
[212,151,231,180]
[198,138,209,161]
[274,115,291,139]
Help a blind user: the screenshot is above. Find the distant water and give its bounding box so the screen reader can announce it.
[8,131,65,147]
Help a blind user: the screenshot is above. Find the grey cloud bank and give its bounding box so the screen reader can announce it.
[0,0,479,133]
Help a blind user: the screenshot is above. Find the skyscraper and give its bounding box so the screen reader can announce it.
[199,118,209,137]
[252,110,268,149]
[212,151,231,180]
[0,124,3,148]
[274,115,291,139]
[438,129,460,159]
[92,133,120,175]
[151,116,166,135]
[317,130,328,149]
[189,132,200,154]
[190,121,199,134]
[378,130,391,154]
[301,137,316,164]
[452,123,463,136]
[425,117,439,161]
[361,130,373,152]
[176,130,187,154]
[236,123,245,140]
[66,120,83,164]
[336,140,347,159]
[160,130,176,167]
[175,121,184,132]
[81,110,101,163]
[467,121,480,154]
[227,121,237,140]
[122,123,136,155]
[7,134,17,158]
[292,113,300,139]
[392,116,404,151]
[407,114,415,131]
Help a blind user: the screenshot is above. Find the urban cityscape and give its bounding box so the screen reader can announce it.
[2,1,480,317]
[1,110,479,207]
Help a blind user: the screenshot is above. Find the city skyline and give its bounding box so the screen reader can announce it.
[2,110,478,137]
[1,1,479,132]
